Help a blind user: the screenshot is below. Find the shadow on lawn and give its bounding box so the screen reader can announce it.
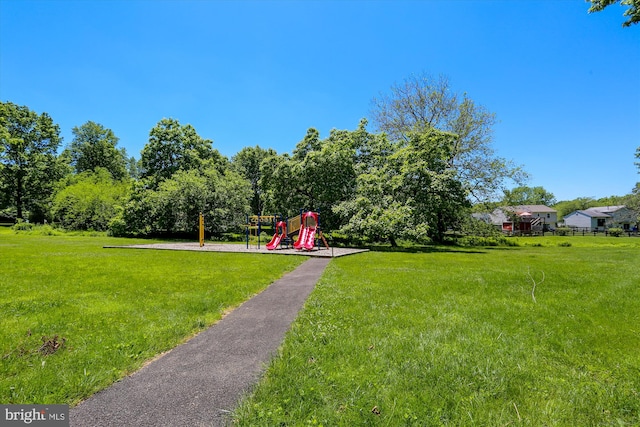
[365,245,489,255]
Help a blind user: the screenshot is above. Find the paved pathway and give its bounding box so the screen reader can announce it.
[70,257,331,427]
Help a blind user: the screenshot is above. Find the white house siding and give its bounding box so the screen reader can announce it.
[564,212,593,229]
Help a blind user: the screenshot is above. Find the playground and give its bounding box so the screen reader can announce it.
[244,210,331,251]
[105,241,367,258]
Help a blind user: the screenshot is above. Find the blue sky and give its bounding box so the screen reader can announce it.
[1,0,639,202]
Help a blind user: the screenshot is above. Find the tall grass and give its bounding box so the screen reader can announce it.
[0,228,305,405]
[234,237,640,425]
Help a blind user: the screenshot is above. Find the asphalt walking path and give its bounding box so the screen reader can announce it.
[70,257,331,427]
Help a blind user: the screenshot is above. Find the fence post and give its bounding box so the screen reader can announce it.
[199,213,205,247]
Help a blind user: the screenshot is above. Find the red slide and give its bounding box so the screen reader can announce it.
[293,226,308,249]
[303,227,317,250]
[265,233,282,250]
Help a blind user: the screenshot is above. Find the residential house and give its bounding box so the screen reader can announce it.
[475,205,558,234]
[563,206,636,231]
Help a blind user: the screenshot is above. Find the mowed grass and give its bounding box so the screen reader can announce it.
[0,228,305,405]
[234,237,640,426]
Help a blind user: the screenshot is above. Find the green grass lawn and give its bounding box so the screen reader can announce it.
[233,236,640,426]
[0,228,305,405]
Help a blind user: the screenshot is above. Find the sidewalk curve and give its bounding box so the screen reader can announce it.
[70,256,331,427]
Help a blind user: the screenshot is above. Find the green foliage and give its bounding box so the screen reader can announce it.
[232,145,277,215]
[556,227,572,236]
[608,227,624,236]
[11,219,34,231]
[587,0,640,27]
[140,118,226,185]
[0,230,305,404]
[65,121,128,180]
[456,235,516,247]
[116,167,250,237]
[336,128,470,244]
[0,101,67,221]
[553,197,596,219]
[502,185,556,206]
[11,223,64,236]
[370,72,527,203]
[52,168,130,231]
[260,126,358,230]
[235,240,640,425]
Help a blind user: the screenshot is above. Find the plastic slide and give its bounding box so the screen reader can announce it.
[265,233,283,250]
[302,227,317,250]
[293,226,308,249]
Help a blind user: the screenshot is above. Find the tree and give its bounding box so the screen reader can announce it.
[370,72,527,202]
[502,186,557,206]
[335,128,470,244]
[140,118,226,185]
[260,126,358,230]
[587,0,640,27]
[0,101,66,221]
[52,168,130,231]
[231,145,277,215]
[65,121,128,180]
[115,165,251,237]
[552,197,596,219]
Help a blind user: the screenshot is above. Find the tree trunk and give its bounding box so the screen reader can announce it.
[16,172,23,220]
[389,235,398,247]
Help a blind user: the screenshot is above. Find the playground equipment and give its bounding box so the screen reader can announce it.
[293,211,329,251]
[266,221,287,250]
[245,210,329,251]
[245,215,281,249]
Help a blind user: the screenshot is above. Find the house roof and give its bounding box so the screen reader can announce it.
[480,205,556,225]
[502,205,557,214]
[564,210,610,219]
[583,206,626,215]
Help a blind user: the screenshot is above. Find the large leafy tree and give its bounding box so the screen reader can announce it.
[502,186,557,207]
[0,101,67,221]
[335,128,470,244]
[140,118,226,185]
[587,0,640,27]
[260,126,358,230]
[231,145,277,215]
[370,72,526,202]
[65,121,128,180]
[52,168,130,231]
[116,166,250,237]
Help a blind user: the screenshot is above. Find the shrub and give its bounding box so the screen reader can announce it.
[11,220,33,231]
[457,235,518,247]
[608,227,624,237]
[52,169,130,231]
[556,227,572,236]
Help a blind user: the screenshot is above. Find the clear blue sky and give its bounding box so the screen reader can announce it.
[1,0,639,202]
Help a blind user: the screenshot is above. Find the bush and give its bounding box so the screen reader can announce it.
[608,227,624,237]
[456,235,518,247]
[556,227,572,236]
[52,169,130,231]
[12,220,34,231]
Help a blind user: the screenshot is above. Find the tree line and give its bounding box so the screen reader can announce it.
[2,73,639,244]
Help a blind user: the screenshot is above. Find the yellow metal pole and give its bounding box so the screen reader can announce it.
[199,213,205,247]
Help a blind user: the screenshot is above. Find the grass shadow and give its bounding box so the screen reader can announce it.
[365,245,488,255]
